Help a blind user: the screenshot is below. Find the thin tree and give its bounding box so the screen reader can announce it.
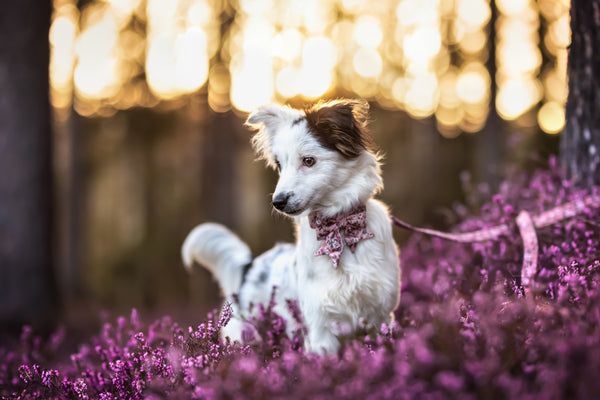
[561,0,600,188]
[0,2,56,330]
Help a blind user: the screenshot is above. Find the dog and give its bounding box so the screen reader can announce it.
[182,99,400,354]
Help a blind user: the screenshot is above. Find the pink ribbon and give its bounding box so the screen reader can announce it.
[310,204,375,268]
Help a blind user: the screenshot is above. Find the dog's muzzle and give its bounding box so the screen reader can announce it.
[272,192,292,212]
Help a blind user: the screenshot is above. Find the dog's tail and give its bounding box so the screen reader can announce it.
[181,223,252,298]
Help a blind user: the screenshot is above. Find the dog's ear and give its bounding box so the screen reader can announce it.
[304,99,374,158]
[245,104,297,168]
[245,105,285,132]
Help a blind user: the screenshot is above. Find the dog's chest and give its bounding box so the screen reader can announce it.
[294,216,368,284]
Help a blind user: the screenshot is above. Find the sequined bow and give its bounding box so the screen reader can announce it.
[309,204,375,268]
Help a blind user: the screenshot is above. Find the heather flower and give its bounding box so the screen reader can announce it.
[2,162,600,398]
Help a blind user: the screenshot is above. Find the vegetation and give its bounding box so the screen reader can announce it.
[2,160,599,399]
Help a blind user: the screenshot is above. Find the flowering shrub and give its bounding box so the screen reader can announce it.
[2,161,600,399]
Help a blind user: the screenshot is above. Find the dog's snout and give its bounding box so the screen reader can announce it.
[272,192,291,211]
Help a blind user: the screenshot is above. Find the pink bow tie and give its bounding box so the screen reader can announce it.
[309,205,375,268]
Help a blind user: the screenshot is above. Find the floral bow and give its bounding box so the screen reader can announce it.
[309,204,375,268]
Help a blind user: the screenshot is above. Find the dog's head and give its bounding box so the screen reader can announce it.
[245,99,382,217]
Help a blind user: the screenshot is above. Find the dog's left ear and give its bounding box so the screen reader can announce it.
[304,99,373,158]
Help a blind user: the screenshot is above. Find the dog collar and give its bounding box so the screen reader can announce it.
[309,204,374,268]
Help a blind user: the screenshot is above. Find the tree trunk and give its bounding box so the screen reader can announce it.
[560,0,600,188]
[0,2,56,330]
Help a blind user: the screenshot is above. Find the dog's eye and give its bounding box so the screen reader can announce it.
[302,157,316,167]
[275,160,281,171]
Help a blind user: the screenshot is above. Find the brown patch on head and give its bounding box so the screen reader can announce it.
[303,99,375,158]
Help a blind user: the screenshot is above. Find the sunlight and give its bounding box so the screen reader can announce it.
[496,78,542,120]
[276,66,300,98]
[50,0,572,134]
[537,101,565,134]
[74,8,120,99]
[396,0,439,26]
[49,7,78,112]
[496,0,531,16]
[174,27,209,92]
[403,26,442,64]
[456,63,489,105]
[187,1,212,27]
[299,36,336,97]
[272,28,304,62]
[405,74,439,118]
[353,16,383,48]
[456,0,491,29]
[353,48,382,78]
[496,0,542,122]
[231,59,274,111]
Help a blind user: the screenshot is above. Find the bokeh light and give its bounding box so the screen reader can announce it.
[50,0,571,135]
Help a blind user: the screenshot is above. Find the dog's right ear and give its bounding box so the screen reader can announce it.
[245,105,284,131]
[245,104,299,168]
[245,105,282,168]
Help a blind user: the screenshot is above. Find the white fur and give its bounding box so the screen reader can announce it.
[182,102,400,354]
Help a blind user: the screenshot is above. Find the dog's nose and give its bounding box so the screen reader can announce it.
[272,192,291,211]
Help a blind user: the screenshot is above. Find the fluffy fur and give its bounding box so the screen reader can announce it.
[182,99,400,354]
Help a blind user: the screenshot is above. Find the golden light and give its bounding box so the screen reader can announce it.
[276,66,300,98]
[436,105,464,138]
[302,36,337,70]
[436,105,464,127]
[548,14,571,49]
[230,53,274,112]
[497,16,538,41]
[340,0,364,13]
[50,0,572,135]
[106,0,142,21]
[144,0,213,99]
[187,1,212,27]
[145,35,176,98]
[241,17,275,55]
[496,78,542,120]
[174,28,209,92]
[396,0,439,26]
[239,0,274,16]
[299,69,333,99]
[539,0,569,20]
[405,74,439,118]
[49,15,77,90]
[543,69,568,103]
[50,2,79,114]
[146,0,180,32]
[392,77,407,105]
[537,101,566,134]
[496,0,531,16]
[272,28,303,62]
[497,41,541,76]
[208,63,231,112]
[456,63,489,104]
[353,48,382,78]
[458,31,487,54]
[74,8,120,99]
[496,0,542,122]
[403,26,442,64]
[298,0,333,34]
[298,36,336,97]
[456,0,491,29]
[438,69,460,108]
[353,16,383,48]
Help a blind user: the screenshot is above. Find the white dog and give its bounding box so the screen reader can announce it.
[182,99,400,354]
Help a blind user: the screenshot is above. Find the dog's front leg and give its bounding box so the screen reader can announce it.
[306,326,339,355]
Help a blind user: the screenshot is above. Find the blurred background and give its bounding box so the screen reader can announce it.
[41,0,571,324]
